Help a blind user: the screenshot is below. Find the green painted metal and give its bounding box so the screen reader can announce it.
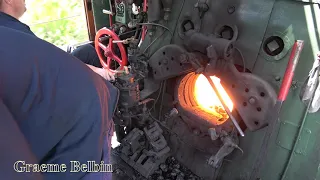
[114,0,128,24]
[91,0,320,179]
[91,0,112,31]
[252,1,320,179]
[276,121,311,155]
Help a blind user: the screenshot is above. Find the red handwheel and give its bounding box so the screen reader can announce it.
[94,27,128,73]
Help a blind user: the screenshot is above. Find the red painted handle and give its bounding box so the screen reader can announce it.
[141,0,148,41]
[94,27,128,73]
[278,40,304,101]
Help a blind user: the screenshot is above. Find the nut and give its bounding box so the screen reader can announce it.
[249,97,256,104]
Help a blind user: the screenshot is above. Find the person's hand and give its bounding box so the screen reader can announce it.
[96,66,130,81]
[86,64,129,81]
[98,68,116,81]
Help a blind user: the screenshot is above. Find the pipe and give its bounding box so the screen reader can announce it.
[141,0,147,41]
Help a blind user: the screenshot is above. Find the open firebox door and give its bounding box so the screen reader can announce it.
[176,72,245,169]
[194,75,234,123]
[176,72,237,134]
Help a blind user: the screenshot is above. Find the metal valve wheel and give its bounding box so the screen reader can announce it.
[94,27,128,73]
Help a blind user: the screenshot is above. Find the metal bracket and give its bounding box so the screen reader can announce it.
[149,45,207,81]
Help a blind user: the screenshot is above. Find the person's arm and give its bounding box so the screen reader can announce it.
[86,64,116,81]
[0,99,43,180]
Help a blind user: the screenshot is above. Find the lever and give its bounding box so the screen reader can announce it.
[112,37,135,44]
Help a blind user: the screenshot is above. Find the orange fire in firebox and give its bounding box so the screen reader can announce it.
[194,74,233,120]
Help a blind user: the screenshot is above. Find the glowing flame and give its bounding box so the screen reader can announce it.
[194,74,233,119]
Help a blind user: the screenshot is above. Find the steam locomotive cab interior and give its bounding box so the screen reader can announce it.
[74,0,320,179]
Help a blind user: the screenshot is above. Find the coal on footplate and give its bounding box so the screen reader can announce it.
[150,156,201,180]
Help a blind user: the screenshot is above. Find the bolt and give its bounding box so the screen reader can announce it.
[306,129,311,133]
[169,108,179,117]
[275,76,281,81]
[119,26,127,34]
[267,40,280,52]
[183,21,193,32]
[249,97,256,104]
[227,6,236,14]
[291,80,298,89]
[208,128,219,140]
[292,80,297,85]
[193,129,200,136]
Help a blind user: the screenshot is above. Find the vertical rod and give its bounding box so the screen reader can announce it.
[203,74,245,137]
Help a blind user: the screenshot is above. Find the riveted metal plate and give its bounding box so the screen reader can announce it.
[276,121,311,155]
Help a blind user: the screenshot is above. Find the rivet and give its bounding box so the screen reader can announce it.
[227,6,236,14]
[306,129,311,133]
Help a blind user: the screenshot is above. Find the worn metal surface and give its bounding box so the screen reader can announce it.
[222,70,278,131]
[251,1,320,180]
[148,45,194,81]
[219,1,320,180]
[119,124,170,178]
